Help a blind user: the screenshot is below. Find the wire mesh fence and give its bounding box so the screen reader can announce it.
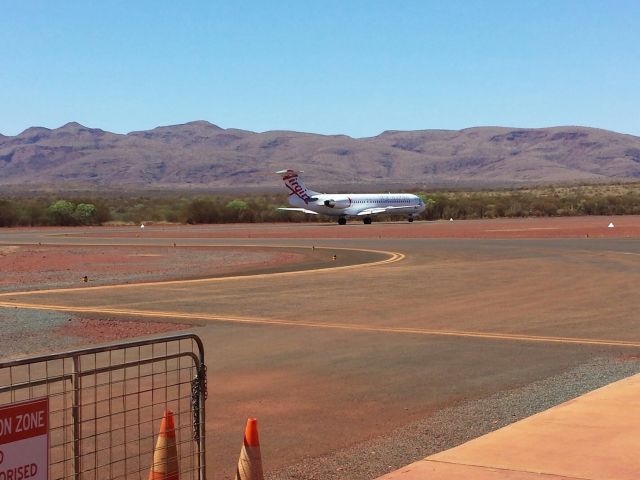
[0,333,207,480]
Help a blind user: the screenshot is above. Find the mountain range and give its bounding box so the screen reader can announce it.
[1,121,639,192]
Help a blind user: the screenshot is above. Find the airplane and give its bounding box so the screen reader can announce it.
[276,169,426,225]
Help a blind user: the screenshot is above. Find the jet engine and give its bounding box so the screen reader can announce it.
[323,197,352,209]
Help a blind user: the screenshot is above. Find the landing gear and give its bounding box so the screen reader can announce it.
[408,216,414,223]
[338,217,347,225]
[363,217,372,225]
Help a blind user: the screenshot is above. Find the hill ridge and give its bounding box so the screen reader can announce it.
[1,122,639,191]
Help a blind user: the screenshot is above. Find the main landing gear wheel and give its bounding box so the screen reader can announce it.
[338,217,347,225]
[408,216,414,223]
[363,217,372,225]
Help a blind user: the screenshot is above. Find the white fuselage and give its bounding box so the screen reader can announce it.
[288,192,426,217]
[276,169,426,223]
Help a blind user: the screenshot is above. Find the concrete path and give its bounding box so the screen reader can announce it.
[378,373,640,480]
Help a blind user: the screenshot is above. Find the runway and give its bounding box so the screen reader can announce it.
[1,219,639,479]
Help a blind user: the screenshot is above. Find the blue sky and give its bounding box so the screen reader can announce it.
[1,1,639,137]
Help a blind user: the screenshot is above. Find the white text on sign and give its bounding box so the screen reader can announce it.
[0,399,49,480]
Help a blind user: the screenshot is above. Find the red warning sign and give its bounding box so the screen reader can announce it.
[0,398,48,480]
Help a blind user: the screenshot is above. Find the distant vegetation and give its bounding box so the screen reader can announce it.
[1,183,639,227]
[417,183,640,220]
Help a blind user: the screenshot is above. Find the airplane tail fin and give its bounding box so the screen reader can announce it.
[275,169,318,204]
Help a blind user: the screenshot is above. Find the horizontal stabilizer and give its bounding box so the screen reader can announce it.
[277,207,319,215]
[275,169,304,177]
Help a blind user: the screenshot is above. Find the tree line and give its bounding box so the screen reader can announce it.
[1,184,639,227]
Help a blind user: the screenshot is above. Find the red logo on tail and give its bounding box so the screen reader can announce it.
[284,174,313,204]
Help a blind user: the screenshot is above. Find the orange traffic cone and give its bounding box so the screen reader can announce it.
[149,410,179,480]
[235,418,264,480]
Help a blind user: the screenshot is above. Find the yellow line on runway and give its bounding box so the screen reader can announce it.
[2,301,639,348]
[0,246,404,297]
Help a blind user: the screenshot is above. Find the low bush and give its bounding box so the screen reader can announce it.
[1,182,638,226]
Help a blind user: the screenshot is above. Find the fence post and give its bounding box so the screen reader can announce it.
[192,335,207,480]
[72,355,82,480]
[198,365,207,480]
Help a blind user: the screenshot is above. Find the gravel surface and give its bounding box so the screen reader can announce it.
[0,307,78,358]
[267,355,640,480]
[0,307,189,359]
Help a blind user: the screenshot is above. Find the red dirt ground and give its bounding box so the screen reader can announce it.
[53,317,192,342]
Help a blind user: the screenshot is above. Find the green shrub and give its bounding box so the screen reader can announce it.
[47,200,76,226]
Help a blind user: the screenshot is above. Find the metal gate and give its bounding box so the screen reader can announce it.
[0,333,207,479]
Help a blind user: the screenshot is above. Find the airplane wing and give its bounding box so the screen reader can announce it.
[356,207,390,216]
[277,207,319,215]
[384,206,413,210]
[356,206,410,216]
